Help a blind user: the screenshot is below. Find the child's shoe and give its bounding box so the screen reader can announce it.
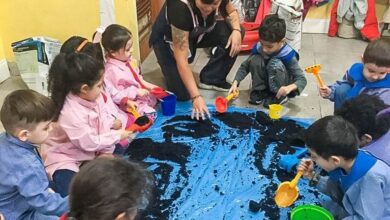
[248,90,268,105]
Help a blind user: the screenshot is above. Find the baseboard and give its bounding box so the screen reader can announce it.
[0,59,11,83]
[303,19,330,34]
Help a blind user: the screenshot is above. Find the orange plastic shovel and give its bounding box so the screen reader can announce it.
[305,64,325,88]
[126,107,152,132]
[215,90,239,113]
[274,171,303,207]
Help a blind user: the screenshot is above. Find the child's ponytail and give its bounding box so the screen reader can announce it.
[48,52,104,120]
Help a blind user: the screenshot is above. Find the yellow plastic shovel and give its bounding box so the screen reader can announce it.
[274,171,303,207]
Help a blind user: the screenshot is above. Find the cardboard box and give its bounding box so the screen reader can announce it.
[12,37,61,95]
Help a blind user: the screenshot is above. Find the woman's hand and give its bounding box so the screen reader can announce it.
[191,96,210,120]
[225,30,242,57]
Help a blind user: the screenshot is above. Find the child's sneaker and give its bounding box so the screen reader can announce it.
[263,96,289,108]
[198,81,231,92]
[248,90,268,105]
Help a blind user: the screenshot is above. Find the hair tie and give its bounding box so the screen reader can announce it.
[76,40,89,53]
[377,107,390,118]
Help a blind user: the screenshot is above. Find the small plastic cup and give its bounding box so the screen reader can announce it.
[269,104,283,120]
[291,205,334,220]
[161,94,177,116]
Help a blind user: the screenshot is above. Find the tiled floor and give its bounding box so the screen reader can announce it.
[0,34,367,132]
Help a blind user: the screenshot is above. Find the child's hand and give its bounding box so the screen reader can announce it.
[112,119,122,130]
[127,100,138,110]
[297,158,315,179]
[228,80,239,95]
[276,86,291,98]
[319,87,331,98]
[120,130,134,140]
[137,88,150,97]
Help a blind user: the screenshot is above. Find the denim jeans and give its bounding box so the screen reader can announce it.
[52,169,76,197]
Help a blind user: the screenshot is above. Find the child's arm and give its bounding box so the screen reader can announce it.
[341,173,387,219]
[15,159,68,215]
[60,114,132,153]
[321,68,355,101]
[298,159,344,202]
[228,56,253,94]
[105,78,138,102]
[140,78,158,91]
[234,56,252,85]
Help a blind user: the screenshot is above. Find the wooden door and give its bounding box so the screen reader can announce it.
[137,0,165,61]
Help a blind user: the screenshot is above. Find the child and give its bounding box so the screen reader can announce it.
[229,14,307,108]
[42,50,134,197]
[59,157,154,220]
[0,90,68,219]
[59,36,137,143]
[320,38,390,109]
[336,95,390,165]
[102,24,158,115]
[298,116,390,219]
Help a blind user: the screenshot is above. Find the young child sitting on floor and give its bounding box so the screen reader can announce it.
[0,90,68,220]
[59,36,137,146]
[229,14,307,107]
[102,24,158,115]
[336,94,390,165]
[298,116,390,219]
[320,38,390,109]
[42,47,135,197]
[59,157,154,220]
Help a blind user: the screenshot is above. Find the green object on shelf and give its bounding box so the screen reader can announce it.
[291,205,334,220]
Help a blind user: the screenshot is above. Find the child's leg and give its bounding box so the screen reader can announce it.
[262,58,290,107]
[266,58,289,94]
[52,169,76,197]
[249,55,268,104]
[250,55,267,92]
[334,83,352,109]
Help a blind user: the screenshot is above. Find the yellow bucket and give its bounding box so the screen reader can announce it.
[269,104,283,120]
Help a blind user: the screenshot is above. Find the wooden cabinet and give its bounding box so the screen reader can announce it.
[137,0,165,61]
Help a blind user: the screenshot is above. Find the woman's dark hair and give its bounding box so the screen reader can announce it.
[189,0,229,17]
[336,95,390,141]
[259,14,286,43]
[61,36,104,63]
[67,158,154,220]
[102,24,132,53]
[48,52,104,120]
[305,116,359,160]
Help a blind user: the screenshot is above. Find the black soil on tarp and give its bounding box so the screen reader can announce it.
[162,115,219,139]
[125,138,190,219]
[126,111,319,219]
